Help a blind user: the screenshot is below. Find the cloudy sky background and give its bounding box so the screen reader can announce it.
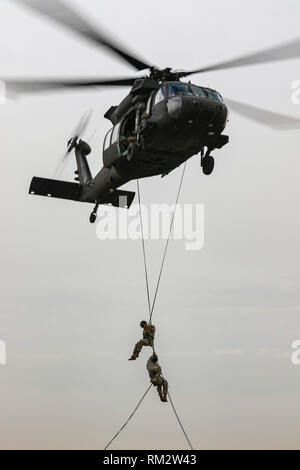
[0,0,300,449]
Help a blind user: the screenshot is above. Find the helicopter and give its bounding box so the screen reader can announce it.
[6,0,300,223]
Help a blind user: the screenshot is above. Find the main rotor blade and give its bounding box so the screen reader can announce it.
[14,0,151,71]
[226,98,300,130]
[3,77,137,95]
[184,38,300,75]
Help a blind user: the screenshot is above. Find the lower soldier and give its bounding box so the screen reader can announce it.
[147,353,168,402]
[129,321,156,360]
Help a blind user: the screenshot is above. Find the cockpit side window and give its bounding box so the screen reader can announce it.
[153,87,166,107]
[168,83,194,97]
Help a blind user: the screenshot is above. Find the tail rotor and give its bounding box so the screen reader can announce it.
[54,109,92,177]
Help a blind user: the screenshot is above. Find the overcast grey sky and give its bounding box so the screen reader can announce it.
[0,0,300,450]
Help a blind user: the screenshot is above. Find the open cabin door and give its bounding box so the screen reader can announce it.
[103,110,137,168]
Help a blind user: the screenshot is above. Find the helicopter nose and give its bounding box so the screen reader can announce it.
[169,96,228,129]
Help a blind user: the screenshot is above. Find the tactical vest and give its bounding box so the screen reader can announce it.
[144,323,155,342]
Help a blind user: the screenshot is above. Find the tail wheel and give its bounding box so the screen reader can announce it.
[127,142,139,162]
[89,212,97,224]
[202,156,215,175]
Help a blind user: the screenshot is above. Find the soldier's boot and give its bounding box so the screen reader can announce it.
[160,386,168,402]
[162,380,168,402]
[157,386,164,402]
[128,352,139,361]
[129,340,144,360]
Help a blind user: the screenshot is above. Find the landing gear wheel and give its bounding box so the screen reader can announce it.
[202,156,215,175]
[89,212,97,224]
[127,142,139,162]
[89,202,99,224]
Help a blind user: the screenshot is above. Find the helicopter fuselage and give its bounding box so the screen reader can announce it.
[29,81,230,214]
[81,82,229,204]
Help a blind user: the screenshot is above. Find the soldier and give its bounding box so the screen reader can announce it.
[128,320,155,360]
[147,353,168,402]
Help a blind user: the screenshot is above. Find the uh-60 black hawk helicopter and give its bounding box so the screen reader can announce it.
[8,0,300,222]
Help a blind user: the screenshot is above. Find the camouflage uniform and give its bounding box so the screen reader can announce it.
[146,354,168,402]
[132,323,156,358]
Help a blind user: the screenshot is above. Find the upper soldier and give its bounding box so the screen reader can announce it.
[128,321,155,360]
[146,353,168,402]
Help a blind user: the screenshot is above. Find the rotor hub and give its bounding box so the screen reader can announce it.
[149,67,186,82]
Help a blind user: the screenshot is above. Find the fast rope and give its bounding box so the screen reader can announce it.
[137,161,187,322]
[135,162,193,451]
[104,384,153,450]
[137,179,151,317]
[149,161,187,321]
[168,391,194,451]
[104,163,192,450]
[104,383,194,451]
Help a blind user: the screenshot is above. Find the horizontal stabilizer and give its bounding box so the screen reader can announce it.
[29,177,81,201]
[29,177,135,208]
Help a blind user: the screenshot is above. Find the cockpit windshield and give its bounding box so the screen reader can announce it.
[168,83,194,97]
[203,88,223,102]
[168,82,223,102]
[191,85,206,97]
